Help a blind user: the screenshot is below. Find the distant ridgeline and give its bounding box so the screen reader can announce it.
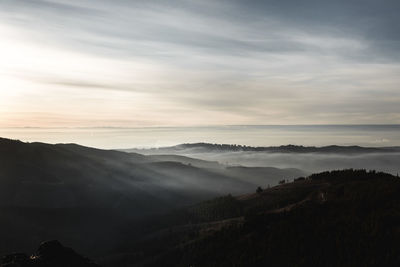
[151,142,400,153]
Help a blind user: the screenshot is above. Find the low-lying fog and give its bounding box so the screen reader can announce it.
[137,149,400,176]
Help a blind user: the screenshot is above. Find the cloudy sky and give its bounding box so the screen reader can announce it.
[0,0,399,127]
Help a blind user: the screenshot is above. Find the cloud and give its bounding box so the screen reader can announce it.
[0,0,399,127]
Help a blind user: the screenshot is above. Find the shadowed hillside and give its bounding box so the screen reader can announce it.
[0,138,304,257]
[4,138,399,266]
[105,169,400,267]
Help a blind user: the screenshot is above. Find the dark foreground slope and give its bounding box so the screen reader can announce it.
[0,240,99,267]
[1,240,99,267]
[0,138,304,258]
[106,170,400,267]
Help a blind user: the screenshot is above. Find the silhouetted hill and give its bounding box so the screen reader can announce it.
[106,169,400,267]
[5,138,397,266]
[0,137,304,257]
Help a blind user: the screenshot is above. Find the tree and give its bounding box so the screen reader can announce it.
[256,186,263,193]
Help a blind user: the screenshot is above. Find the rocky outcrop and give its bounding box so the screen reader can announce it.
[1,240,100,267]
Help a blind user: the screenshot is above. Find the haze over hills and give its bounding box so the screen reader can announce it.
[0,137,305,257]
[125,143,400,175]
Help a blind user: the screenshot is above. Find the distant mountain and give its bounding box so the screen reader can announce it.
[125,142,400,154]
[0,138,305,257]
[105,169,400,267]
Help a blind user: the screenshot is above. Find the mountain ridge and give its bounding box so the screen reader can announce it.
[125,142,400,154]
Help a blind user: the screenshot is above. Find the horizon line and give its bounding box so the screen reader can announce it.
[1,124,400,130]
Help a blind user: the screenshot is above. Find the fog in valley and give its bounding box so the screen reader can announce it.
[129,145,400,176]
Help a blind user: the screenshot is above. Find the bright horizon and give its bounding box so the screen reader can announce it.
[1,125,399,149]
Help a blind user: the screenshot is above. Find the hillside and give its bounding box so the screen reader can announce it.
[105,169,400,267]
[0,138,304,257]
[3,138,398,266]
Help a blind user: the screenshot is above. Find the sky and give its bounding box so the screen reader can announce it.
[0,0,399,127]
